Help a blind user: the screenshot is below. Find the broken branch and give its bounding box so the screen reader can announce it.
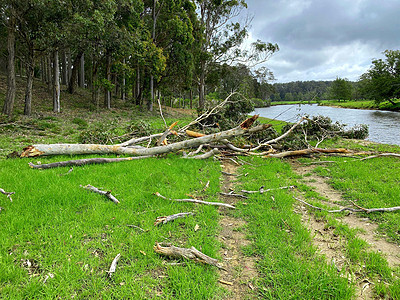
[0,188,14,202]
[154,212,195,226]
[294,197,400,213]
[29,156,152,169]
[154,192,235,209]
[80,184,120,204]
[241,185,295,194]
[265,148,351,158]
[154,242,222,269]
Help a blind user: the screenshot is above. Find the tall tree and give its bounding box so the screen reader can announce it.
[330,77,352,101]
[2,4,16,117]
[359,50,400,104]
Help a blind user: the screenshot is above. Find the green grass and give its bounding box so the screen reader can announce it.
[320,99,400,111]
[235,157,354,299]
[0,155,223,299]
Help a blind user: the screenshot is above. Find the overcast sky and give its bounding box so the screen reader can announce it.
[241,0,400,83]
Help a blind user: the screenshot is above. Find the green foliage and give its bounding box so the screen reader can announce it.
[72,118,88,129]
[330,77,352,101]
[359,49,400,103]
[280,116,368,150]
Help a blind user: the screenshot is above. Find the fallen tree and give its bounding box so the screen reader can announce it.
[20,116,271,158]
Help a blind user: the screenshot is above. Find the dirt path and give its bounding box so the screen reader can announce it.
[217,160,257,299]
[291,160,400,299]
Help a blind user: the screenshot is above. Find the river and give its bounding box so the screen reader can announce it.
[254,104,400,146]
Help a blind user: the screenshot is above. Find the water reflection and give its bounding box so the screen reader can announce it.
[254,104,400,145]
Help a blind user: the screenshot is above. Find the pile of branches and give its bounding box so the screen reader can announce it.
[14,93,370,169]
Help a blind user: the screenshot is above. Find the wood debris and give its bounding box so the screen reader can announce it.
[154,192,235,209]
[80,184,120,204]
[107,253,121,278]
[0,188,14,202]
[154,212,195,226]
[154,242,222,269]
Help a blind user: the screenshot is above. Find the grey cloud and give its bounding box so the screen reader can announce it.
[243,0,400,82]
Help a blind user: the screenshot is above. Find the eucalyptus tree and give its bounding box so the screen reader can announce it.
[1,2,16,117]
[194,0,278,110]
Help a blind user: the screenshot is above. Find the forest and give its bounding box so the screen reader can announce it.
[0,0,278,118]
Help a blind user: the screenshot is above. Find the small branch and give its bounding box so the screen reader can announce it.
[220,192,248,199]
[157,121,178,146]
[59,167,73,176]
[294,197,400,213]
[107,253,121,278]
[202,180,210,192]
[0,188,14,202]
[80,184,120,204]
[154,212,195,226]
[154,242,222,269]
[359,153,400,161]
[184,148,220,160]
[29,156,152,169]
[241,185,295,194]
[266,148,351,159]
[154,192,235,209]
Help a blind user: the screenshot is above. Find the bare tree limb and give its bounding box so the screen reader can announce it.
[359,153,400,161]
[294,197,400,213]
[184,148,220,160]
[0,188,14,202]
[266,148,351,158]
[29,156,153,169]
[154,212,195,226]
[154,192,235,209]
[154,242,222,269]
[241,185,295,194]
[80,184,120,204]
[219,191,248,199]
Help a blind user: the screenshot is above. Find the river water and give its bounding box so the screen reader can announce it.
[254,104,400,146]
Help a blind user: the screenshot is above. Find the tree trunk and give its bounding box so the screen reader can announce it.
[3,7,16,118]
[148,75,154,111]
[53,50,60,113]
[24,44,35,116]
[190,89,193,109]
[136,66,141,106]
[21,121,271,157]
[66,48,72,82]
[199,65,206,111]
[41,56,46,83]
[47,53,52,94]
[121,59,126,101]
[68,51,83,94]
[91,61,100,110]
[104,53,111,109]
[79,53,85,88]
[61,49,67,85]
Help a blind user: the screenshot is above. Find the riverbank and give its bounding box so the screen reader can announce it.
[268,99,400,112]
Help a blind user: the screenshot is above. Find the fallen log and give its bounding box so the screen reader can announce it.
[28,156,153,169]
[265,148,351,158]
[154,192,235,209]
[80,184,120,204]
[0,188,14,202]
[154,212,195,226]
[184,148,220,160]
[154,242,222,269]
[294,197,400,213]
[20,117,271,158]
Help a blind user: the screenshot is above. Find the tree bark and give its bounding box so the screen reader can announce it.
[104,53,111,109]
[24,48,34,116]
[20,121,271,158]
[53,50,60,113]
[3,7,16,118]
[68,51,83,94]
[79,53,85,88]
[47,53,52,94]
[61,49,67,85]
[121,59,126,101]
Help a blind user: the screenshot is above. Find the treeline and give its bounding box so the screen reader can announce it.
[271,49,400,103]
[0,0,278,118]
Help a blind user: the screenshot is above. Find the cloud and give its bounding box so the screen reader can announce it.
[242,0,400,82]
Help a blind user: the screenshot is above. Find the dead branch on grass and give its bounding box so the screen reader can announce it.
[154,242,222,269]
[154,192,235,209]
[80,184,120,204]
[0,188,14,201]
[294,197,400,213]
[241,185,295,194]
[154,212,195,226]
